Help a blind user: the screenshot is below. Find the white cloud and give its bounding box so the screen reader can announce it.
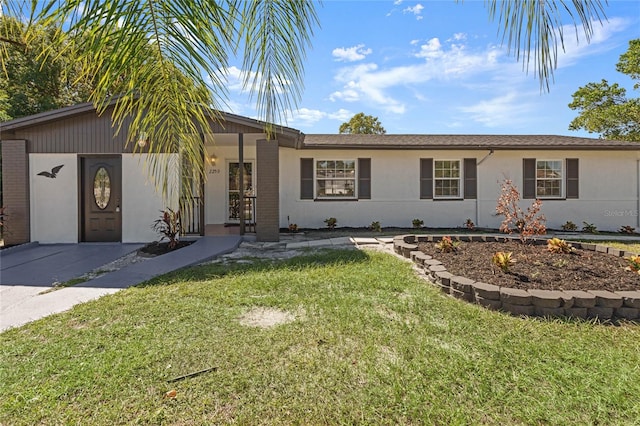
[329,39,504,114]
[332,44,372,62]
[554,17,629,68]
[287,108,354,125]
[414,38,443,59]
[394,0,403,5]
[458,91,535,128]
[403,4,424,20]
[329,89,360,102]
[451,33,467,41]
[223,66,289,95]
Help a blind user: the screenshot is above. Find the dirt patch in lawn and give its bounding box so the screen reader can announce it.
[239,307,296,328]
[418,240,640,292]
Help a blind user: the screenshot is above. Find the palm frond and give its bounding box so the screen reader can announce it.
[483,0,607,91]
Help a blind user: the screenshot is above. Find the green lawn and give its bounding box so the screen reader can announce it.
[1,249,639,425]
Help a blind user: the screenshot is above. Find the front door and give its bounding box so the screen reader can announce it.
[81,156,122,242]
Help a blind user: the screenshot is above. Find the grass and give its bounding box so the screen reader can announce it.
[1,249,639,425]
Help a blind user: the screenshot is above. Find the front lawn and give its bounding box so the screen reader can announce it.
[1,249,638,425]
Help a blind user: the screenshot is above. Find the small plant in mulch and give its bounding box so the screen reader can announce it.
[370,221,382,232]
[324,217,337,230]
[625,255,640,275]
[151,208,182,250]
[492,251,515,273]
[620,225,636,234]
[435,236,459,253]
[582,221,598,234]
[561,221,578,232]
[547,238,575,254]
[412,218,424,229]
[495,179,546,243]
[465,218,475,230]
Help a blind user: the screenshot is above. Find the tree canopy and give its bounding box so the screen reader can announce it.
[568,39,640,141]
[339,113,386,135]
[0,16,94,120]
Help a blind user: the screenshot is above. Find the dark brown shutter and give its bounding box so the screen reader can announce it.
[523,158,536,199]
[566,158,579,199]
[420,158,433,199]
[300,158,314,200]
[358,158,371,199]
[463,158,477,199]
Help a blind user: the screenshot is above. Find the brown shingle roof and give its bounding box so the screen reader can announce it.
[301,134,640,150]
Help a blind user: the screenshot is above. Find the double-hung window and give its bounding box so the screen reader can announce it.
[300,158,370,200]
[535,160,563,198]
[315,160,356,198]
[523,158,579,199]
[434,160,461,198]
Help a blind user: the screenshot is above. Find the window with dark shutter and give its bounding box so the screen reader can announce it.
[420,158,433,199]
[523,158,536,199]
[463,158,477,199]
[566,158,579,199]
[300,158,314,200]
[358,158,371,199]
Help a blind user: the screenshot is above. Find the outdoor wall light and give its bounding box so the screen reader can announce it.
[209,153,218,165]
[137,132,148,148]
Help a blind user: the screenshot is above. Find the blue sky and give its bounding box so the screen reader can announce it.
[225,0,639,136]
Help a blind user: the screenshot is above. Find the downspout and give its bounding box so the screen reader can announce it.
[475,149,494,228]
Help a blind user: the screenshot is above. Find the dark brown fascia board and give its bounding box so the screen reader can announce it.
[1,102,100,131]
[1,101,305,143]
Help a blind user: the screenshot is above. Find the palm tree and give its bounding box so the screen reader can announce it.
[0,0,606,201]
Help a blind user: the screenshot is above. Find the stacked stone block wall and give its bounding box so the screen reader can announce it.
[394,235,640,322]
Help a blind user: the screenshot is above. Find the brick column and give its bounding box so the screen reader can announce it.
[256,139,279,242]
[1,140,30,245]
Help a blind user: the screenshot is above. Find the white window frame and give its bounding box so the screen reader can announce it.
[433,159,462,199]
[536,159,563,198]
[315,159,357,199]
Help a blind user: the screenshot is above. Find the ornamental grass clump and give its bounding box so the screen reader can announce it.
[547,238,575,254]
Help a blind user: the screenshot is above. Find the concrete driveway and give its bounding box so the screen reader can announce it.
[0,237,242,331]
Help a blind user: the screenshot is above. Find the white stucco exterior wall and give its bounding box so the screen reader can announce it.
[29,154,78,243]
[280,148,640,232]
[121,153,180,243]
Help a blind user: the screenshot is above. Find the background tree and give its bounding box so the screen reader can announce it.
[568,39,640,141]
[339,113,386,135]
[0,16,94,120]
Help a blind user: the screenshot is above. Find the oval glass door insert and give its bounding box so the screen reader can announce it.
[94,167,111,209]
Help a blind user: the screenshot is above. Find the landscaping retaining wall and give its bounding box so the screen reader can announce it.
[394,234,640,322]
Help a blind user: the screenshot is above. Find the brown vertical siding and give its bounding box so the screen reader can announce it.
[10,111,130,154]
[256,139,279,242]
[1,140,30,244]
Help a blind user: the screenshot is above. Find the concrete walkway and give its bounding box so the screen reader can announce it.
[1,236,242,331]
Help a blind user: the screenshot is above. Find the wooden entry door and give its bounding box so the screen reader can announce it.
[81,156,122,242]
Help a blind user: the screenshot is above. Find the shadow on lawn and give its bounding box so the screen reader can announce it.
[137,248,372,288]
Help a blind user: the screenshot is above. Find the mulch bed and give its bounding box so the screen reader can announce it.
[138,240,194,257]
[418,240,640,292]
